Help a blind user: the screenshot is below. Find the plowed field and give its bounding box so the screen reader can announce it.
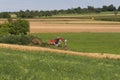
[30,20,120,33]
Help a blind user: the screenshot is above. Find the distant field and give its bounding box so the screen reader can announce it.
[52,12,120,22]
[52,11,120,17]
[29,19,120,24]
[0,13,120,33]
[28,12,120,33]
[30,20,120,33]
[33,33,120,54]
[0,48,120,80]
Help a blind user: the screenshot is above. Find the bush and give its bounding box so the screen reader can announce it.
[29,37,42,46]
[0,23,10,36]
[9,19,30,35]
[0,35,42,45]
[0,19,30,36]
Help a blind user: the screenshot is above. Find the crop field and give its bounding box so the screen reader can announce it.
[29,18,120,33]
[0,48,120,80]
[28,12,120,33]
[0,12,120,80]
[33,33,120,54]
[29,14,120,54]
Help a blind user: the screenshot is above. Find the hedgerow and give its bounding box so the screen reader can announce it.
[0,34,42,45]
[0,34,31,45]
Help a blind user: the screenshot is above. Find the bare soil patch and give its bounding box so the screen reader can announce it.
[30,21,120,33]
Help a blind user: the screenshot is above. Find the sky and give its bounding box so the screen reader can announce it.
[0,0,120,12]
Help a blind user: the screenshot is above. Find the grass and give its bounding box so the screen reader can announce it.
[52,11,120,17]
[52,12,120,22]
[32,33,120,54]
[0,48,120,80]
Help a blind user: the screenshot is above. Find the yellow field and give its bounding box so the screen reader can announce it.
[29,19,120,33]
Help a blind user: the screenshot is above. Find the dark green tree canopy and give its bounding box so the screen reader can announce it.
[118,6,120,11]
[0,12,10,18]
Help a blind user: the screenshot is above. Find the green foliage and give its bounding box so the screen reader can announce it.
[0,34,43,46]
[0,35,33,45]
[0,48,120,80]
[0,19,41,46]
[118,6,120,11]
[0,19,30,36]
[0,12,10,18]
[9,19,30,35]
[0,23,10,36]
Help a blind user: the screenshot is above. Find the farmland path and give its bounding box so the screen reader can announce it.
[0,43,120,60]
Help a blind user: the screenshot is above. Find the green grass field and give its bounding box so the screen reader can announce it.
[52,12,120,21]
[32,33,120,54]
[0,48,120,80]
[52,11,120,17]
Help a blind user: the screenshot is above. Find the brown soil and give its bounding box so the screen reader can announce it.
[30,21,120,33]
[0,43,120,60]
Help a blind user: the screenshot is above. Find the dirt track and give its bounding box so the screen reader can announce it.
[0,43,120,60]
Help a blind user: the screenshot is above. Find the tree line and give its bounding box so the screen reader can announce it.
[0,4,120,18]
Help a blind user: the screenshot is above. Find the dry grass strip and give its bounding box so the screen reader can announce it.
[0,43,120,60]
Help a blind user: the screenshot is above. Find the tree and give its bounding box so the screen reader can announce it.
[102,5,108,11]
[9,19,30,35]
[17,10,25,18]
[74,7,81,14]
[102,4,116,11]
[87,6,95,12]
[95,8,101,13]
[0,23,10,36]
[66,9,73,14]
[118,6,120,11]
[107,4,116,11]
[0,12,10,18]
[52,10,58,15]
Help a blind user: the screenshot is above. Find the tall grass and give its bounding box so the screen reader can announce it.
[0,48,120,80]
[32,33,120,54]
